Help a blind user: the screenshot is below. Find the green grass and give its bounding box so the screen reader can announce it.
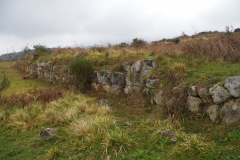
[2,46,240,159]
[0,62,54,95]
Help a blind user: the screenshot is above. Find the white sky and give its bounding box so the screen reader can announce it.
[0,0,240,55]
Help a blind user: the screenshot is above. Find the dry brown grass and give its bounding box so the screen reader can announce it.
[183,33,240,62]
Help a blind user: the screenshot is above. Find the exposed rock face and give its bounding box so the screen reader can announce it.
[38,128,58,140]
[221,100,240,124]
[224,76,240,97]
[209,85,231,104]
[186,96,203,113]
[186,86,198,96]
[206,105,219,122]
[198,87,213,103]
[161,129,177,142]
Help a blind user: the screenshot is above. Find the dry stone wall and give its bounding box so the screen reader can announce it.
[15,61,72,83]
[16,60,240,124]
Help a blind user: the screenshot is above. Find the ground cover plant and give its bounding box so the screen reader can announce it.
[1,31,240,159]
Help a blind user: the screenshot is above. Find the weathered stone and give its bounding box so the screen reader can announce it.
[146,79,159,89]
[100,70,112,85]
[111,72,125,85]
[186,96,203,113]
[122,62,131,72]
[186,86,198,96]
[131,60,142,72]
[98,99,108,105]
[92,71,100,83]
[125,76,132,86]
[198,87,213,103]
[141,59,157,77]
[166,96,177,107]
[224,76,240,97]
[209,85,231,104]
[161,129,177,142]
[132,72,142,87]
[103,85,111,93]
[124,86,132,94]
[154,90,166,105]
[38,128,58,140]
[221,100,240,124]
[206,105,220,122]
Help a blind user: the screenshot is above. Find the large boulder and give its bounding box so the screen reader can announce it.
[221,100,240,124]
[209,85,231,104]
[186,96,203,113]
[198,87,213,103]
[224,76,240,97]
[206,105,220,122]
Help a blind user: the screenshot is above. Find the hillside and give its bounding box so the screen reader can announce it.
[1,32,240,159]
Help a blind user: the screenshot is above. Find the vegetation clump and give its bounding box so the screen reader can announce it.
[70,58,93,90]
[0,71,10,91]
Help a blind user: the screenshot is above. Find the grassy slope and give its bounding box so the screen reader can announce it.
[1,32,240,159]
[1,59,240,160]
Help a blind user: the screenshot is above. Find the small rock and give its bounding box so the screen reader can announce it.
[186,96,203,113]
[38,128,58,140]
[186,86,198,96]
[98,99,108,105]
[146,79,159,89]
[206,105,220,122]
[161,129,177,142]
[198,87,213,103]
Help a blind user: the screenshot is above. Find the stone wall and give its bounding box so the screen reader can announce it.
[16,60,240,124]
[15,61,72,83]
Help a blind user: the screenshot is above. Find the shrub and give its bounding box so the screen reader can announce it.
[131,38,147,48]
[0,71,10,91]
[171,38,180,44]
[70,58,93,90]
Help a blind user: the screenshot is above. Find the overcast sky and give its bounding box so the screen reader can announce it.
[0,0,240,55]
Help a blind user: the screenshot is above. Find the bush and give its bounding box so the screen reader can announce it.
[171,38,180,44]
[70,58,93,90]
[131,38,147,48]
[0,71,10,91]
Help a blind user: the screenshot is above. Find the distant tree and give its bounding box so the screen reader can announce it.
[131,38,147,48]
[33,45,48,55]
[118,42,129,48]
